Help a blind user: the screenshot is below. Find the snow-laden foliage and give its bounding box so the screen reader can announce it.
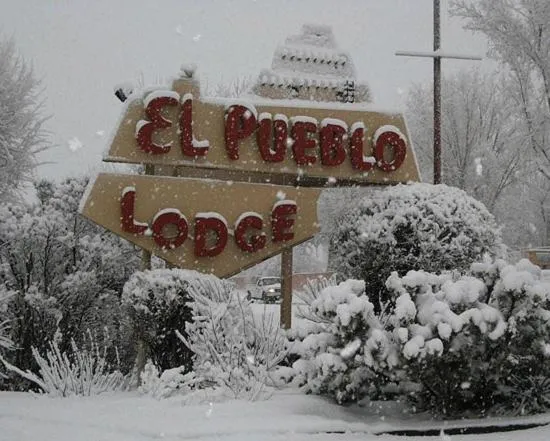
[138,360,197,399]
[0,177,139,390]
[329,183,504,312]
[292,279,398,404]
[177,274,287,401]
[451,0,550,246]
[122,269,198,374]
[0,38,48,203]
[123,268,286,400]
[406,70,521,214]
[0,337,125,397]
[291,257,550,416]
[0,289,13,359]
[385,258,550,417]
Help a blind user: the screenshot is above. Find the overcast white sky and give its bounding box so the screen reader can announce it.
[1,0,491,181]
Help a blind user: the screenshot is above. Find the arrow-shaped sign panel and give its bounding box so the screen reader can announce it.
[80,173,320,277]
[104,78,420,186]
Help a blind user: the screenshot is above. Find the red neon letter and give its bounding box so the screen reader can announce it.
[120,189,148,235]
[136,94,179,155]
[350,125,374,171]
[291,120,317,166]
[374,130,407,172]
[225,105,257,160]
[151,210,188,250]
[320,121,346,166]
[272,202,297,242]
[180,95,210,157]
[194,215,228,257]
[235,214,266,253]
[257,116,287,162]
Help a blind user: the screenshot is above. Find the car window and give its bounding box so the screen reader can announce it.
[259,277,280,286]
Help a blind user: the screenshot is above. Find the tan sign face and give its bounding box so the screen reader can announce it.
[105,78,420,186]
[80,173,320,277]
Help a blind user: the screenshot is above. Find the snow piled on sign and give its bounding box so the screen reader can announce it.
[252,24,371,103]
[272,24,356,78]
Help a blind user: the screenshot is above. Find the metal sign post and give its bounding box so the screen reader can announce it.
[396,0,482,185]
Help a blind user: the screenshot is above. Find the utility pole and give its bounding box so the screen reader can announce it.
[433,0,442,184]
[396,0,482,184]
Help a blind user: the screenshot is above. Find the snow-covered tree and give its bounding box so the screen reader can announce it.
[452,0,550,244]
[406,70,523,212]
[452,1,550,138]
[329,183,504,312]
[0,38,48,202]
[0,177,139,390]
[0,289,13,354]
[292,279,397,404]
[385,258,550,416]
[122,269,195,374]
[178,271,286,400]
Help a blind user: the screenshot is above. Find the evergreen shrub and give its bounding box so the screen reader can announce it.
[329,183,504,311]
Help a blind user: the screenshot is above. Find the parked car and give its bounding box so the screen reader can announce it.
[247,277,282,303]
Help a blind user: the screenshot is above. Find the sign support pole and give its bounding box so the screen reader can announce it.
[140,163,154,271]
[396,0,482,185]
[433,0,442,184]
[280,247,293,329]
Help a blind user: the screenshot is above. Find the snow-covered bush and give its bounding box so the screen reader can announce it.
[0,177,139,390]
[292,279,398,404]
[385,258,550,417]
[0,336,124,397]
[329,183,504,312]
[138,359,197,399]
[178,274,287,401]
[122,269,196,373]
[0,289,13,353]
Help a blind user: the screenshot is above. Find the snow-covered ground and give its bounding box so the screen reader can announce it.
[2,389,550,441]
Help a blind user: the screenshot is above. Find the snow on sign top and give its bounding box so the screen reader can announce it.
[104,75,420,187]
[254,24,369,103]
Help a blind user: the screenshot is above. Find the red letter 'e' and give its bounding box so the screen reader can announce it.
[272,202,297,242]
[291,120,317,166]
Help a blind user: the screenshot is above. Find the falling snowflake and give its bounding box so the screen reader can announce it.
[276,190,286,200]
[192,34,201,42]
[205,402,213,418]
[95,130,105,137]
[475,157,483,176]
[68,137,83,152]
